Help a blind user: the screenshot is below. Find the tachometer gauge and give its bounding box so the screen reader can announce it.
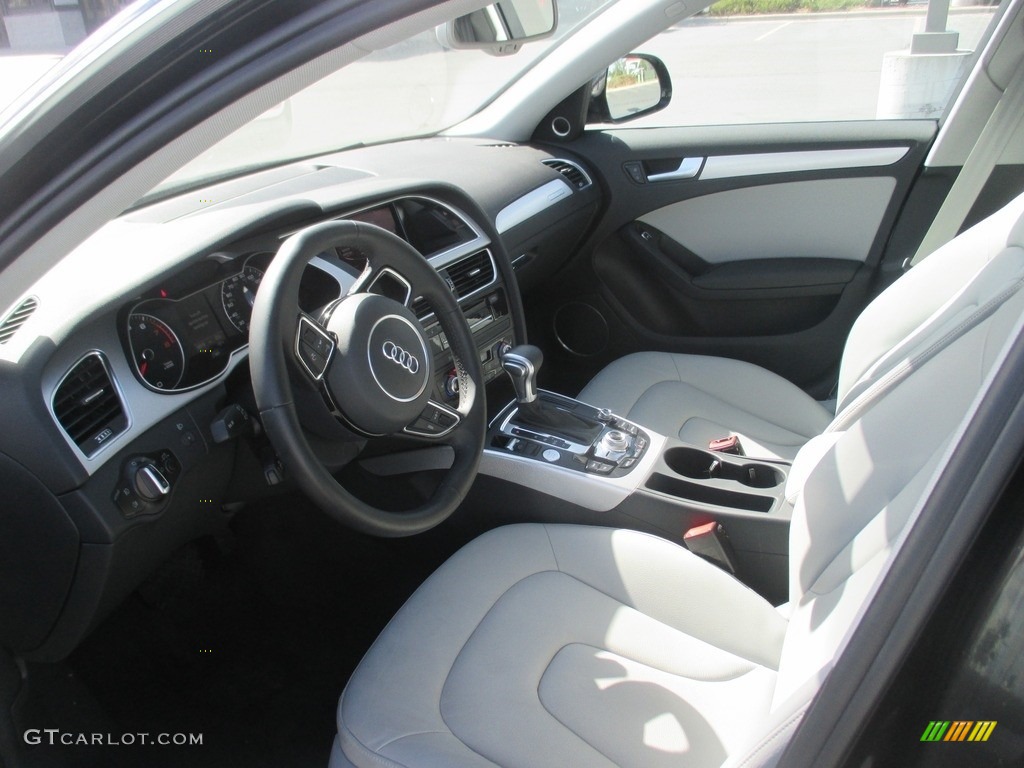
[128,313,185,390]
[221,264,264,333]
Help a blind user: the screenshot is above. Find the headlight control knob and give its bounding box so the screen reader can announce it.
[134,463,171,501]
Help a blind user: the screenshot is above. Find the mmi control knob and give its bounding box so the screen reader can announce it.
[598,429,631,454]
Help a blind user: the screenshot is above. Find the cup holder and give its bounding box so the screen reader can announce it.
[663,447,783,489]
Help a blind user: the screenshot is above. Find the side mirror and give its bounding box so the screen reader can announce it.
[588,54,672,124]
[439,0,558,56]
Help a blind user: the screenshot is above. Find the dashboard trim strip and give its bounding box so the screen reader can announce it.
[495,179,573,234]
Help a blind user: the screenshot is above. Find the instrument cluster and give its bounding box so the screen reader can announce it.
[124,253,274,392]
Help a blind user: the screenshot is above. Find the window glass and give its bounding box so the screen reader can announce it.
[624,0,1003,126]
[0,0,135,108]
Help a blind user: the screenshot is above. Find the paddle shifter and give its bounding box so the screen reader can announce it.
[496,345,650,476]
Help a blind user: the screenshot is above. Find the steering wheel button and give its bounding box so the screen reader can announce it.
[409,418,441,435]
[298,341,328,378]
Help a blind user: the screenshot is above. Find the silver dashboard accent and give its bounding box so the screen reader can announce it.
[647,157,704,182]
[495,179,573,234]
[700,147,909,181]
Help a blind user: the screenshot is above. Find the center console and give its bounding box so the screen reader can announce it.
[489,391,652,479]
[477,343,794,602]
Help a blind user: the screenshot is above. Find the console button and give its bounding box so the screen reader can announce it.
[542,449,560,463]
[585,459,615,474]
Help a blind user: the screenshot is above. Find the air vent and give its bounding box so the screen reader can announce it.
[52,353,128,457]
[445,251,495,299]
[542,159,592,190]
[412,296,432,319]
[0,296,38,344]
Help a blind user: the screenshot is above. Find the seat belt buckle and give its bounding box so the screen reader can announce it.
[708,435,743,455]
[683,522,737,574]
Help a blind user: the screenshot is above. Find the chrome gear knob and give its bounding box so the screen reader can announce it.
[500,344,543,404]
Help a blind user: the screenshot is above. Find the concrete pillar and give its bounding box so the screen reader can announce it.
[876,0,970,119]
[877,49,973,119]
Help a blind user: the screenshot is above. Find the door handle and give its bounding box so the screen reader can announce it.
[647,157,704,182]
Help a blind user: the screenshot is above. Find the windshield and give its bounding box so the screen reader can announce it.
[154,0,615,194]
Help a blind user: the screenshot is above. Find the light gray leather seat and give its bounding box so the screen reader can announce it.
[330,197,1024,768]
[578,192,1024,461]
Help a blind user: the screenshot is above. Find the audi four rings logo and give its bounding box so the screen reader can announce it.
[382,341,420,374]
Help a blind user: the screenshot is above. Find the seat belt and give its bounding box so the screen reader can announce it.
[913,57,1024,265]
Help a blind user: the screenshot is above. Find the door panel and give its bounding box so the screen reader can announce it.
[637,177,897,264]
[528,121,936,398]
[597,220,859,338]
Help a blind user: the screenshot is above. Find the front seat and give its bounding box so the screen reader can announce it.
[330,195,1024,767]
[577,193,1024,460]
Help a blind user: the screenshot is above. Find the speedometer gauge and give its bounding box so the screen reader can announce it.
[221,264,264,333]
[128,314,185,390]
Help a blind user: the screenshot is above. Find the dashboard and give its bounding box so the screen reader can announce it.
[0,137,601,661]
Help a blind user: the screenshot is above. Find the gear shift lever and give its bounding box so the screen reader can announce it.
[500,344,604,444]
[500,344,543,405]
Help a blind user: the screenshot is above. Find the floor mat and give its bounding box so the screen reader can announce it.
[67,494,461,768]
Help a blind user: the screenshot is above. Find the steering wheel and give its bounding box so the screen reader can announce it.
[248,220,485,536]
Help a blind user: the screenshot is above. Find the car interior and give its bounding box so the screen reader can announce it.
[3,0,1024,766]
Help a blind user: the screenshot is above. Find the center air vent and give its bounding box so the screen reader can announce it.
[542,159,592,190]
[446,251,495,299]
[411,251,496,319]
[411,296,432,319]
[52,353,128,457]
[0,296,38,344]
